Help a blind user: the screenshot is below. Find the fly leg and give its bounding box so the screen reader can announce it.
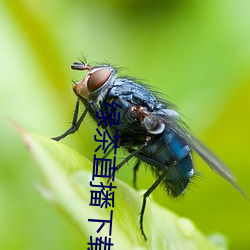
[140,171,167,240]
[52,99,89,141]
[133,160,141,189]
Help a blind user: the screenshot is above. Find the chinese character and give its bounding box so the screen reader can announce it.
[89,181,116,208]
[94,128,120,154]
[87,236,113,250]
[88,210,113,236]
[92,155,117,181]
[96,101,122,128]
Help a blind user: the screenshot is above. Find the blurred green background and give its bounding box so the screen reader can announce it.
[1,0,250,249]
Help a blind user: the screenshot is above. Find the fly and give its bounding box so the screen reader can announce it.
[52,60,247,240]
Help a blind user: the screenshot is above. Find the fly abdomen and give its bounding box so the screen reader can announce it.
[166,129,191,161]
[163,129,194,196]
[137,128,194,197]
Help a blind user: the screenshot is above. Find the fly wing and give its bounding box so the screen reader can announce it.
[170,122,247,198]
[186,133,236,180]
[149,110,247,198]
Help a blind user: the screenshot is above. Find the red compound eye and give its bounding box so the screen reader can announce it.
[87,68,111,92]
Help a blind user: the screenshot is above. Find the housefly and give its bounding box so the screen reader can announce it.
[52,60,246,240]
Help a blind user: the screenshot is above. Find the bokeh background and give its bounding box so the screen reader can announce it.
[1,0,250,249]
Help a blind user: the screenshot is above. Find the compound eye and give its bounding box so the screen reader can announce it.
[87,68,111,92]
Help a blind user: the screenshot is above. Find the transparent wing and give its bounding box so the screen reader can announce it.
[169,122,247,198]
[148,110,247,198]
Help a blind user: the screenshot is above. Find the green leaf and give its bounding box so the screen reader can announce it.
[18,127,227,250]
